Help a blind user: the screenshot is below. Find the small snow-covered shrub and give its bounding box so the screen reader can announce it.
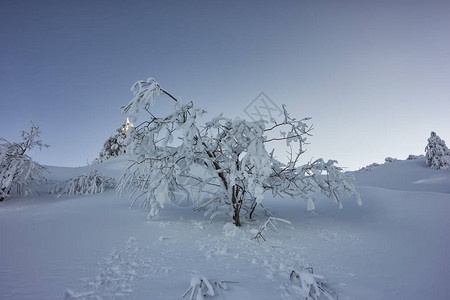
[384,157,398,163]
[359,162,380,172]
[425,131,450,170]
[183,275,236,300]
[407,154,424,160]
[50,169,116,195]
[0,122,48,201]
[289,269,336,300]
[183,275,215,300]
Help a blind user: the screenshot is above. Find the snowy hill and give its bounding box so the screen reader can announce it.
[1,157,449,299]
[355,158,450,193]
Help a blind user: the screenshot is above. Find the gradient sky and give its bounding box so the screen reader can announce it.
[1,0,449,170]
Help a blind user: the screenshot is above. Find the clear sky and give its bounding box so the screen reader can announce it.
[1,0,449,170]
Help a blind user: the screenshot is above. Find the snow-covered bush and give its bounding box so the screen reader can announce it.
[93,118,133,163]
[407,154,424,160]
[183,275,215,300]
[183,275,236,300]
[0,122,48,201]
[118,78,361,226]
[50,169,116,195]
[384,157,398,163]
[359,158,397,172]
[289,269,336,300]
[358,162,380,172]
[425,131,450,170]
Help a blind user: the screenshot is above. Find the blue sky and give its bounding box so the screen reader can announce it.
[1,0,449,170]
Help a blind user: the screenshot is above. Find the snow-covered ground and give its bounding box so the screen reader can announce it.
[1,157,449,299]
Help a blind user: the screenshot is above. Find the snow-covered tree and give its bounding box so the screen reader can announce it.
[425,131,450,170]
[94,118,134,163]
[50,169,116,195]
[0,122,49,201]
[117,78,361,226]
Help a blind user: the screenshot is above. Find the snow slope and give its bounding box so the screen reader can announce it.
[1,157,449,299]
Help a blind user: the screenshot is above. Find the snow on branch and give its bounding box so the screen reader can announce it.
[121,78,162,122]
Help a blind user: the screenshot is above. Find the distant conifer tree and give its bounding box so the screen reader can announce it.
[94,118,133,163]
[425,131,450,170]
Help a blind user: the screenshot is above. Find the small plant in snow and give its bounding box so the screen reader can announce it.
[117,78,361,226]
[289,269,336,300]
[183,275,215,300]
[0,122,49,201]
[50,169,116,195]
[183,275,237,300]
[425,131,450,170]
[251,216,291,243]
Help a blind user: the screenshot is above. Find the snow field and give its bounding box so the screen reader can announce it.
[1,157,450,299]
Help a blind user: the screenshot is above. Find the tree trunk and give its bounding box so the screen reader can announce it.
[0,187,6,201]
[233,202,242,227]
[231,185,242,226]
